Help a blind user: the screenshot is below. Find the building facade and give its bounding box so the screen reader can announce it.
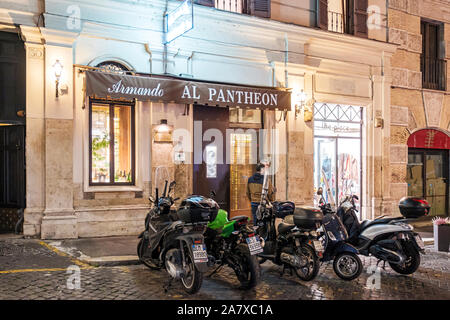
[387,0,450,218]
[0,0,400,239]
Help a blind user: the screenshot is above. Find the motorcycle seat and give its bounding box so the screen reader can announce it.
[360,217,403,230]
[277,222,295,234]
[230,215,249,223]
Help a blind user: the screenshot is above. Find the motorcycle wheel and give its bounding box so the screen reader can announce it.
[180,248,203,294]
[333,252,363,281]
[233,243,261,289]
[289,245,320,281]
[389,244,420,275]
[137,238,161,270]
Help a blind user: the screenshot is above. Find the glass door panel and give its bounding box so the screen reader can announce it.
[230,133,255,218]
[407,153,424,197]
[314,138,337,207]
[425,154,447,216]
[337,138,361,209]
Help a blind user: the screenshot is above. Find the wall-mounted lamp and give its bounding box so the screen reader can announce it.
[294,90,313,121]
[153,119,173,143]
[53,60,63,98]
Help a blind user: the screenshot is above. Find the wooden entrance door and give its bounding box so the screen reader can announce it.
[0,31,26,233]
[193,105,230,213]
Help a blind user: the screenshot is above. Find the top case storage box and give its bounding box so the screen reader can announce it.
[177,195,219,223]
[293,206,324,230]
[398,197,430,218]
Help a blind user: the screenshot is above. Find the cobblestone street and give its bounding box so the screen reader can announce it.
[0,238,449,300]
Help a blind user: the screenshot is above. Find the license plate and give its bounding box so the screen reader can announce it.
[414,235,425,249]
[192,244,208,263]
[313,240,324,253]
[246,236,263,255]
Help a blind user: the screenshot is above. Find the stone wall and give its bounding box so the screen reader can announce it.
[388,0,450,214]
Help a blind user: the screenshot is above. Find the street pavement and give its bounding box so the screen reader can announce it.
[0,238,449,300]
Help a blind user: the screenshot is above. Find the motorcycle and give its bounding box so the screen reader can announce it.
[338,194,429,275]
[316,187,363,280]
[137,180,210,294]
[204,199,261,289]
[256,171,324,281]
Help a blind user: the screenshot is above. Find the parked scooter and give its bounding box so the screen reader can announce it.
[137,180,210,294]
[337,194,429,274]
[256,170,324,281]
[316,187,363,280]
[204,199,261,289]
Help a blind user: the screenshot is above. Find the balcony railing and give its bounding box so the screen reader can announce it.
[328,11,344,34]
[421,57,447,91]
[214,0,247,14]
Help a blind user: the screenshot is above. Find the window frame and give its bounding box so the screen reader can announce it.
[89,98,136,186]
[421,19,446,91]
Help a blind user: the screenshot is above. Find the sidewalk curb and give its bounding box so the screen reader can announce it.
[44,241,141,267]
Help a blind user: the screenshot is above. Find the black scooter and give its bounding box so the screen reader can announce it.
[316,188,363,280]
[137,180,209,294]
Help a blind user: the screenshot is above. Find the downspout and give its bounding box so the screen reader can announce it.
[284,33,289,201]
[163,0,169,74]
[144,43,153,74]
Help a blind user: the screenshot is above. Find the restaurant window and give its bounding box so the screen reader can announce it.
[89,99,135,185]
[313,103,363,213]
[421,20,446,91]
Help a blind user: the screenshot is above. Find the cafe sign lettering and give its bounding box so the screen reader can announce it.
[86,71,291,110]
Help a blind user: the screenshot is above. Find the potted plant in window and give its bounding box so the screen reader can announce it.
[433,217,450,252]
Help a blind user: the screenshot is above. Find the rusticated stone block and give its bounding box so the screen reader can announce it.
[407,33,422,53]
[389,0,407,11]
[392,68,408,87]
[389,28,408,49]
[388,9,420,34]
[391,106,409,126]
[390,182,408,200]
[408,110,418,132]
[408,70,422,89]
[407,0,419,15]
[390,144,408,163]
[423,91,444,127]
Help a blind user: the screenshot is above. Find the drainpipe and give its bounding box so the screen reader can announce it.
[144,43,153,74]
[284,33,289,201]
[163,0,169,74]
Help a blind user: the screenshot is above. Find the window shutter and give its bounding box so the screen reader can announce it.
[250,0,271,18]
[317,0,328,30]
[353,0,368,38]
[194,0,214,7]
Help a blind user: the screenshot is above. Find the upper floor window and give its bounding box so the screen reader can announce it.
[318,0,368,38]
[195,0,270,18]
[421,20,446,91]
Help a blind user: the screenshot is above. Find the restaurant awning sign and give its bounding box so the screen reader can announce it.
[85,71,291,111]
[165,0,194,44]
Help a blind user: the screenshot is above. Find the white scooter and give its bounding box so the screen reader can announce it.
[338,195,429,275]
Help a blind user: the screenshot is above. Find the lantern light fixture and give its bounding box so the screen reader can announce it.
[53,60,63,98]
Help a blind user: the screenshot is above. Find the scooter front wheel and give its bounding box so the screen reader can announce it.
[333,252,363,281]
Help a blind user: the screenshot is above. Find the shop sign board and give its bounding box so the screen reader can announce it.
[85,71,291,111]
[165,0,194,44]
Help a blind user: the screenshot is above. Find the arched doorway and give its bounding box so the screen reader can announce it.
[407,129,450,217]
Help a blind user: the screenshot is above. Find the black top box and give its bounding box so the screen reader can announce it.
[398,197,430,218]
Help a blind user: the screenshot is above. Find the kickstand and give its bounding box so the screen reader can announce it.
[207,264,224,278]
[280,264,287,277]
[163,277,173,293]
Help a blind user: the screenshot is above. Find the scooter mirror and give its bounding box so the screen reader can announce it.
[210,190,216,198]
[149,196,155,203]
[317,187,323,195]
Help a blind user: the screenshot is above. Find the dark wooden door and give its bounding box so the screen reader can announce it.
[193,105,230,213]
[0,31,26,232]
